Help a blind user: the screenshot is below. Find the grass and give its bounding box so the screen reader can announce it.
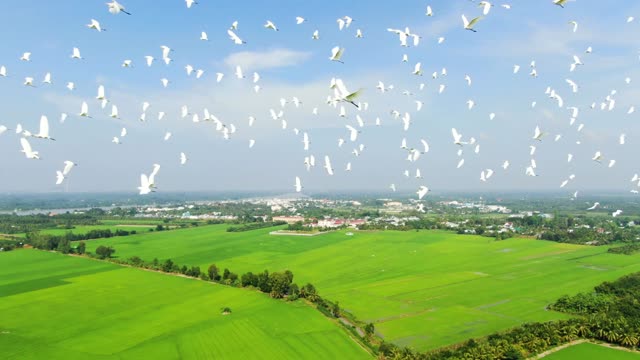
[543,343,640,359]
[0,249,370,360]
[82,225,640,351]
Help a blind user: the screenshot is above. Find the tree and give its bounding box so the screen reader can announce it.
[222,268,231,280]
[241,272,257,287]
[331,301,340,317]
[76,241,86,255]
[257,270,271,293]
[365,323,375,338]
[162,259,174,272]
[208,264,220,281]
[187,266,201,278]
[268,272,292,298]
[95,245,115,259]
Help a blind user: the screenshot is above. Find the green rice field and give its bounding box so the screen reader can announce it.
[0,250,370,359]
[543,342,640,359]
[83,225,640,351]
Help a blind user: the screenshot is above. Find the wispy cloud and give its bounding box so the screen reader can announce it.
[224,48,312,71]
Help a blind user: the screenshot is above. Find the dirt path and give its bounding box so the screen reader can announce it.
[530,339,587,359]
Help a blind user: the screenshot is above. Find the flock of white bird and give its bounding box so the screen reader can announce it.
[0,0,637,217]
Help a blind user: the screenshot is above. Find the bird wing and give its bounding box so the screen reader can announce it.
[461,14,470,28]
[20,137,32,153]
[56,171,64,185]
[39,116,49,137]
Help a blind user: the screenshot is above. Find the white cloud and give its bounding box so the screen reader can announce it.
[224,48,312,71]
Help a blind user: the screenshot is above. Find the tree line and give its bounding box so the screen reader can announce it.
[226,221,286,232]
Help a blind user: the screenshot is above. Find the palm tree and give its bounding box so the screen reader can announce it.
[620,333,638,347]
[606,330,620,343]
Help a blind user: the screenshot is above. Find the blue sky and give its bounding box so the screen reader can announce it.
[1,0,640,195]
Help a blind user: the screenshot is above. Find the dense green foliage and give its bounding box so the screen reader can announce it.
[226,221,286,232]
[609,243,640,255]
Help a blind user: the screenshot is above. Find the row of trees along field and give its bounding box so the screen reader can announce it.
[376,272,640,360]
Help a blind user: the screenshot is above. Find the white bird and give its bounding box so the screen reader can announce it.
[42,72,52,85]
[107,0,131,15]
[20,138,39,159]
[71,47,82,59]
[180,152,187,165]
[264,20,279,31]
[34,115,54,140]
[138,175,152,195]
[592,151,604,163]
[356,29,363,38]
[23,77,35,87]
[529,145,536,156]
[216,72,224,83]
[79,102,91,118]
[464,75,472,86]
[0,66,6,77]
[161,78,169,88]
[120,128,127,137]
[164,132,172,141]
[227,30,246,44]
[457,159,465,169]
[200,31,208,41]
[566,79,578,93]
[417,186,429,200]
[390,184,396,192]
[20,52,31,61]
[620,134,626,145]
[569,20,578,33]
[513,65,520,74]
[185,0,197,8]
[452,128,465,146]
[346,162,352,172]
[87,19,105,32]
[294,176,302,192]
[586,202,600,210]
[324,155,334,175]
[148,164,160,189]
[112,137,121,144]
[56,161,77,185]
[235,66,244,79]
[478,1,492,15]
[612,210,623,217]
[609,160,616,168]
[426,5,433,16]
[122,59,132,67]
[296,16,305,25]
[346,125,359,142]
[533,126,545,141]
[525,166,537,177]
[330,46,345,63]
[461,14,481,32]
[467,100,475,110]
[502,160,510,170]
[160,45,172,59]
[144,56,154,67]
[554,0,568,8]
[312,30,319,40]
[249,139,255,148]
[413,62,423,76]
[568,154,573,163]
